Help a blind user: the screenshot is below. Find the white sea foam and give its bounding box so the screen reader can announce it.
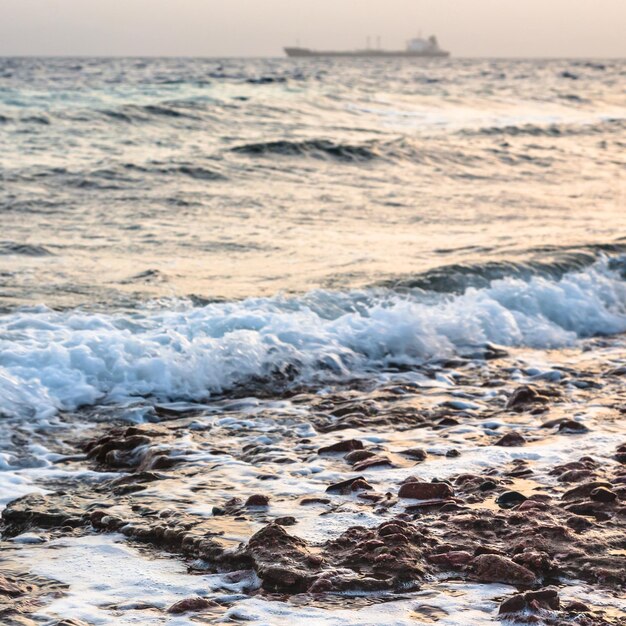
[2,257,626,420]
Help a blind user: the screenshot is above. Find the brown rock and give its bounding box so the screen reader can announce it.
[245,494,270,507]
[318,440,364,454]
[400,448,427,461]
[473,554,537,585]
[506,385,549,409]
[562,481,612,500]
[427,550,473,568]
[590,487,616,502]
[344,450,376,464]
[326,476,373,494]
[167,597,218,614]
[0,575,26,596]
[352,456,393,471]
[495,432,526,447]
[398,481,453,500]
[558,420,589,434]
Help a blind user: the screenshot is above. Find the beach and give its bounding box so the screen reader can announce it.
[0,56,625,625]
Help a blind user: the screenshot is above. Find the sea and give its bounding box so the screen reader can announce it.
[0,57,625,625]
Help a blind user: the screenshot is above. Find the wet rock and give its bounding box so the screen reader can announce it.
[300,497,331,505]
[318,439,364,454]
[496,491,527,509]
[494,432,526,447]
[167,597,218,614]
[322,519,429,590]
[400,448,427,461]
[566,515,593,531]
[326,476,373,494]
[473,554,537,585]
[242,523,322,592]
[398,481,454,500]
[0,575,26,596]
[352,456,393,471]
[558,469,595,483]
[245,494,270,507]
[558,420,589,434]
[344,450,376,464]
[562,481,613,500]
[499,587,559,614]
[427,550,472,568]
[274,516,297,526]
[590,487,616,502]
[506,385,549,409]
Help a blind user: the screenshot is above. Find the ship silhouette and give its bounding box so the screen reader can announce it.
[285,35,449,58]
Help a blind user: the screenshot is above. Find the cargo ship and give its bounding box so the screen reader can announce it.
[285,35,450,58]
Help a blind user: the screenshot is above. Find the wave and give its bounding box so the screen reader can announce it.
[0,242,53,257]
[381,245,626,293]
[2,256,626,420]
[464,118,626,138]
[231,139,381,162]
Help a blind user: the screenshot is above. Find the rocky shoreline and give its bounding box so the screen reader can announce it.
[1,339,625,625]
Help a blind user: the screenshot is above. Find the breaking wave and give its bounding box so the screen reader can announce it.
[2,256,626,420]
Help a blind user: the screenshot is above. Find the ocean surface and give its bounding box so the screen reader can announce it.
[1,57,626,625]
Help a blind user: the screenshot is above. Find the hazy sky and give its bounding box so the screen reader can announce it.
[1,0,625,57]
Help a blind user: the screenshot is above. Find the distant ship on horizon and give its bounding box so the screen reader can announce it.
[285,35,450,59]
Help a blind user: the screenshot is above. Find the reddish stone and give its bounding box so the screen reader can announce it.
[495,432,526,447]
[167,597,218,614]
[398,481,453,500]
[473,554,537,585]
[318,440,364,454]
[245,494,270,507]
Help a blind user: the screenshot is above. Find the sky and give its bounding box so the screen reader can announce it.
[0,0,625,57]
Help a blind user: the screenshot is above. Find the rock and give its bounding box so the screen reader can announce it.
[494,432,526,447]
[318,440,364,454]
[473,554,537,585]
[400,448,427,461]
[300,497,331,505]
[322,519,428,590]
[506,385,549,409]
[326,476,373,494]
[274,516,297,526]
[243,523,322,592]
[344,450,376,464]
[499,594,527,614]
[245,494,270,507]
[590,487,616,502]
[398,481,453,500]
[558,420,589,434]
[566,515,593,531]
[558,469,595,483]
[499,588,559,614]
[562,481,613,500]
[496,491,527,509]
[352,456,393,471]
[167,597,218,614]
[0,575,26,596]
[427,550,473,568]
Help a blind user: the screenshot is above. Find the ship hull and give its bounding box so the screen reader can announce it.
[284,47,450,58]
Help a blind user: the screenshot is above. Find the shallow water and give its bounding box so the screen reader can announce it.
[1,57,626,625]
